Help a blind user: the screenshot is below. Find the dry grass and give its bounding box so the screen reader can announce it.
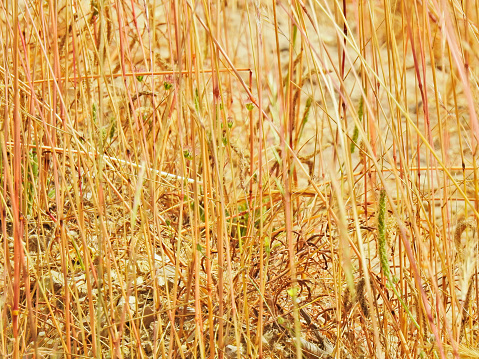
[1,0,479,358]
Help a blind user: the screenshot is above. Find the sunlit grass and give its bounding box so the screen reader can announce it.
[1,0,479,358]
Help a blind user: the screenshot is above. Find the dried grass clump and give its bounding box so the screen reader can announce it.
[2,0,479,358]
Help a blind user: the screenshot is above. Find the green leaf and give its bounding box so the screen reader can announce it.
[183,149,193,160]
[287,287,298,298]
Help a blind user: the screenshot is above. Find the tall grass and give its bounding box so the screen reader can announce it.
[1,0,479,358]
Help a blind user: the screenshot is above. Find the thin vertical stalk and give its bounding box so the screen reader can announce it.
[12,0,22,357]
